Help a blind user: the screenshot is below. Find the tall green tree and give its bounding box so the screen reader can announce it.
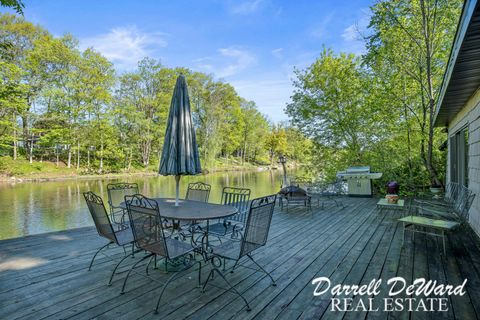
[115,58,168,167]
[0,14,48,160]
[80,48,115,171]
[365,0,462,185]
[287,49,391,166]
[0,13,312,175]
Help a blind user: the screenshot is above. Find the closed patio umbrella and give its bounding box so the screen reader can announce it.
[159,74,202,206]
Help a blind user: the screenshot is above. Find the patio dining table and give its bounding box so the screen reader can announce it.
[120,197,239,271]
[120,197,238,220]
[121,197,239,247]
[142,198,238,220]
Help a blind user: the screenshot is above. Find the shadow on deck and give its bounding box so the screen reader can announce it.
[1,197,480,320]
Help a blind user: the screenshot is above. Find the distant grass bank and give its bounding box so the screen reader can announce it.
[0,156,280,182]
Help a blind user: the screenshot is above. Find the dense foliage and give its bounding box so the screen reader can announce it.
[0,0,465,189]
[287,0,462,192]
[0,14,310,174]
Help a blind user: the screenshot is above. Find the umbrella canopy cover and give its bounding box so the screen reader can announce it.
[159,74,202,176]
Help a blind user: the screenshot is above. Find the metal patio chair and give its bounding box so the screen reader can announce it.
[175,182,212,236]
[202,194,277,311]
[107,183,139,226]
[208,187,251,236]
[312,180,346,209]
[401,185,476,255]
[83,191,136,285]
[186,182,211,202]
[414,184,475,223]
[413,182,459,211]
[122,194,201,314]
[278,185,312,212]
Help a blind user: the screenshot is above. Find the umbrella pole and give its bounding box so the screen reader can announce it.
[175,175,180,206]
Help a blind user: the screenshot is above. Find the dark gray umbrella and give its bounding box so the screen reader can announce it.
[159,74,202,206]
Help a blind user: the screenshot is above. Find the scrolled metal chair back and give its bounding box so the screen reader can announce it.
[83,191,116,242]
[445,182,459,203]
[186,182,211,202]
[125,194,168,257]
[107,183,139,210]
[240,194,276,257]
[222,187,251,222]
[455,186,475,221]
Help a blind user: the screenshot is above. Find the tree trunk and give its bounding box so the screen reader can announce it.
[12,114,17,160]
[141,140,151,167]
[67,148,72,168]
[128,147,132,170]
[29,133,33,164]
[420,0,442,187]
[22,114,29,161]
[100,142,104,173]
[76,141,80,170]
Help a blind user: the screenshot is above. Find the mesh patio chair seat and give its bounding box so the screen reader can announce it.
[123,194,201,314]
[107,183,139,227]
[142,238,194,259]
[83,191,137,285]
[208,187,251,236]
[202,194,277,311]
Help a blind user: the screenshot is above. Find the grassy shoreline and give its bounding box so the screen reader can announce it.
[0,157,278,183]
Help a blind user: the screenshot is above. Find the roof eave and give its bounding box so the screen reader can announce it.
[434,0,478,127]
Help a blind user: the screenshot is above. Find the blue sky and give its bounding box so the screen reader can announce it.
[2,0,373,122]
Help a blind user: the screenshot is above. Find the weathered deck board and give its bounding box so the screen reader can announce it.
[0,198,479,320]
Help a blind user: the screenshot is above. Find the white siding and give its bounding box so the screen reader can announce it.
[448,88,480,237]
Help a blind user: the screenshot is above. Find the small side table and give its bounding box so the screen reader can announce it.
[376,198,405,215]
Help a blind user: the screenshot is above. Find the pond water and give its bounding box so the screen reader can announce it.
[0,170,286,240]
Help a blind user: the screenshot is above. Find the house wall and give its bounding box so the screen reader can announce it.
[447,87,480,236]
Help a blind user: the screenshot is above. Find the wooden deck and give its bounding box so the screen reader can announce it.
[1,198,480,320]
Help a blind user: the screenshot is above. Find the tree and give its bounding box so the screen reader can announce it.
[238,100,269,164]
[115,58,168,167]
[0,58,27,157]
[80,48,115,171]
[0,0,24,14]
[365,0,462,186]
[194,80,237,165]
[287,49,391,166]
[0,14,49,161]
[265,124,288,165]
[0,13,310,175]
[29,34,87,167]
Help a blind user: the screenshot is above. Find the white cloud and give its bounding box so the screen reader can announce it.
[271,48,283,59]
[230,0,264,14]
[218,47,256,77]
[341,8,371,54]
[195,47,256,78]
[342,24,358,41]
[80,26,168,70]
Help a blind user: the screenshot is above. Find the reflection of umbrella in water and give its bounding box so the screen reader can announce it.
[159,74,202,206]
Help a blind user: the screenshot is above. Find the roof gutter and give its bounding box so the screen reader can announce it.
[433,0,478,127]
